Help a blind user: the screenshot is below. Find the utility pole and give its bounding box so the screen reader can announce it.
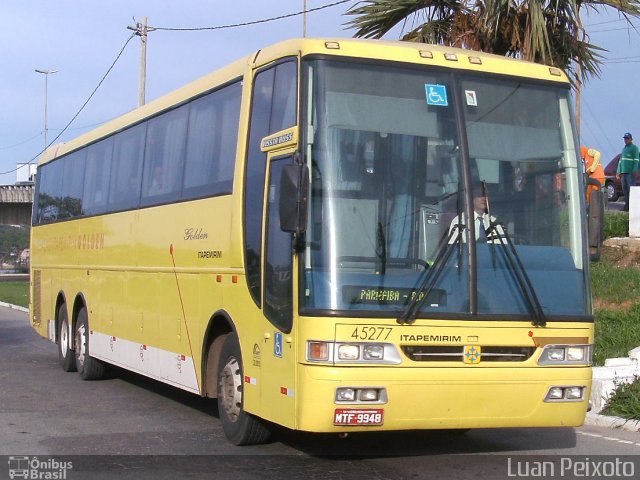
[127,17,154,107]
[303,0,307,38]
[35,69,58,151]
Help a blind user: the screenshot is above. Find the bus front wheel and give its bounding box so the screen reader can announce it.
[57,304,77,372]
[74,307,107,380]
[216,333,270,445]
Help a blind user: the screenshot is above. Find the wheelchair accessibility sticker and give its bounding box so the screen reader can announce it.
[425,84,448,106]
[274,331,283,358]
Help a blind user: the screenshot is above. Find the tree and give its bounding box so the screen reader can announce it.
[346,0,640,86]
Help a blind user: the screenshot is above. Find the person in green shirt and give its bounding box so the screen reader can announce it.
[616,132,640,211]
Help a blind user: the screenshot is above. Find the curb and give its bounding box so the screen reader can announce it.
[584,412,640,432]
[0,301,29,313]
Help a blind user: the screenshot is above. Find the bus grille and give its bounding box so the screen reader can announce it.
[401,345,536,362]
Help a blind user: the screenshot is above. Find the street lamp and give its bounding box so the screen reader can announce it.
[35,68,58,151]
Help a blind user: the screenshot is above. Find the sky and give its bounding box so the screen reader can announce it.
[0,1,638,186]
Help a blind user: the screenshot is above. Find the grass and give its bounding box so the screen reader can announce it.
[603,211,629,239]
[590,248,640,365]
[0,281,29,308]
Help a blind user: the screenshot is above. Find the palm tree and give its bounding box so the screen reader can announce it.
[345,0,640,86]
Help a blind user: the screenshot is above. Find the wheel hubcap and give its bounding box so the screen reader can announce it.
[219,357,242,423]
[60,319,69,357]
[75,323,86,367]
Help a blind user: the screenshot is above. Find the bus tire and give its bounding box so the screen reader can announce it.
[217,333,270,445]
[57,304,77,372]
[74,306,107,380]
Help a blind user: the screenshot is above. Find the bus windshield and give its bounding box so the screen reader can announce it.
[301,59,590,319]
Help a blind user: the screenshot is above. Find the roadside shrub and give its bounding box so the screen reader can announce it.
[601,378,640,421]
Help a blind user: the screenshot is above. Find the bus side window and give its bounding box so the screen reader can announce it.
[109,122,146,211]
[60,150,87,219]
[182,81,242,200]
[36,160,64,223]
[83,137,114,216]
[141,105,188,206]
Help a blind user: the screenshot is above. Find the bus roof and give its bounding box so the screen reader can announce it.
[40,37,569,165]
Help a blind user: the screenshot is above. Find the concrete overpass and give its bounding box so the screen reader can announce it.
[0,184,33,225]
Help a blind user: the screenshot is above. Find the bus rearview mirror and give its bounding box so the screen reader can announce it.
[279,164,309,234]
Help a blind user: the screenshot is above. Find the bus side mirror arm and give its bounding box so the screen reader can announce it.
[279,163,309,236]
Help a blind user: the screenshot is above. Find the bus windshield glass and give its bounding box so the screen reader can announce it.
[302,59,590,319]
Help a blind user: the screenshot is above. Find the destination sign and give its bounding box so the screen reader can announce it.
[342,286,446,307]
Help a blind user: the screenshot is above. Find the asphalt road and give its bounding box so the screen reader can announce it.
[1,307,639,480]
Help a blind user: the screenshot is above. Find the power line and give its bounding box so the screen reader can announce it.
[585,18,628,27]
[0,119,116,151]
[589,24,640,34]
[1,33,136,176]
[0,133,42,151]
[581,97,616,154]
[151,0,352,32]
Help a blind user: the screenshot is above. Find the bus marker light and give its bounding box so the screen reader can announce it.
[280,387,294,397]
[308,341,329,361]
[325,41,340,50]
[232,275,238,283]
[216,275,222,283]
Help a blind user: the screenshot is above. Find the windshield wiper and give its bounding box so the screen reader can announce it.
[486,221,547,327]
[397,223,464,325]
[375,221,387,275]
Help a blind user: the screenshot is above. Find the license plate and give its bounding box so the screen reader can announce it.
[334,408,384,426]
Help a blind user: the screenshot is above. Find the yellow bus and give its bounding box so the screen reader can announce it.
[30,38,595,445]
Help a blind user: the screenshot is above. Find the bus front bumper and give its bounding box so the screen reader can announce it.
[295,365,591,432]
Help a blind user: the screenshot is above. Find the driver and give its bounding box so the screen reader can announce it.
[449,184,505,243]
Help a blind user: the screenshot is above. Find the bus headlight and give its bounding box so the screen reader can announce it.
[566,347,587,362]
[336,388,356,402]
[544,386,586,402]
[538,345,592,365]
[335,387,387,404]
[338,344,360,360]
[307,341,402,364]
[363,344,384,360]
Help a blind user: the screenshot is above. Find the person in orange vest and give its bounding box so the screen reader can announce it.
[581,146,605,204]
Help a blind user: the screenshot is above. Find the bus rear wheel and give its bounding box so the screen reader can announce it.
[74,307,107,380]
[57,304,76,372]
[217,333,270,445]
